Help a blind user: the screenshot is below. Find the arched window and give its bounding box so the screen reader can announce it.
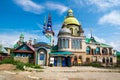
[61,39,63,49]
[16,54,21,57]
[58,38,60,49]
[106,57,109,64]
[28,54,31,58]
[74,56,78,66]
[110,57,113,63]
[22,54,26,57]
[102,48,108,55]
[74,28,78,36]
[70,28,73,34]
[80,40,82,49]
[76,39,80,49]
[96,47,100,54]
[63,39,65,48]
[102,57,105,63]
[72,39,75,49]
[109,48,112,55]
[86,57,90,63]
[86,46,91,54]
[65,39,69,48]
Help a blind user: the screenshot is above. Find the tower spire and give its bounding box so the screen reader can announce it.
[43,16,47,34]
[90,28,92,38]
[42,13,55,46]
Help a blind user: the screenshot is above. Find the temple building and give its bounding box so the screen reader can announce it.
[12,9,117,67]
[49,9,117,66]
[13,33,35,63]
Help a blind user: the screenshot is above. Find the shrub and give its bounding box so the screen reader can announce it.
[0,57,14,64]
[81,62,102,67]
[16,62,25,70]
[91,62,102,67]
[0,57,42,70]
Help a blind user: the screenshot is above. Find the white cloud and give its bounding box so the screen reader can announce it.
[109,41,120,51]
[87,33,106,43]
[45,2,68,14]
[13,0,44,14]
[74,0,120,11]
[98,10,120,26]
[0,31,42,48]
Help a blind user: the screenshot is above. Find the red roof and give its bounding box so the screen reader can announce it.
[13,50,34,53]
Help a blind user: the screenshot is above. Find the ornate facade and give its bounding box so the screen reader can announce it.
[50,9,117,66]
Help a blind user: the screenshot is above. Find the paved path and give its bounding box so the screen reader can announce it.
[0,67,120,80]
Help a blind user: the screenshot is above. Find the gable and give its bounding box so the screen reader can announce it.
[16,44,32,51]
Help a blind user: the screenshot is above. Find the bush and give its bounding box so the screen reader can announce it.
[90,62,102,67]
[32,65,43,69]
[0,57,14,64]
[16,62,25,70]
[0,57,42,70]
[81,62,102,67]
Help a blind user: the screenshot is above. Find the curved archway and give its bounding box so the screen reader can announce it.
[86,57,90,63]
[74,56,77,66]
[78,56,82,65]
[106,57,109,64]
[110,57,113,63]
[96,47,100,54]
[37,48,47,66]
[102,48,108,55]
[102,57,105,63]
[74,28,78,36]
[86,46,91,54]
[70,28,73,35]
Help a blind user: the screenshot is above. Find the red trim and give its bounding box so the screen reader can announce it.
[13,50,34,53]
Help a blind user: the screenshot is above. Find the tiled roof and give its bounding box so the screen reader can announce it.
[50,51,73,55]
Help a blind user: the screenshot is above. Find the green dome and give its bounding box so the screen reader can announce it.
[20,33,24,38]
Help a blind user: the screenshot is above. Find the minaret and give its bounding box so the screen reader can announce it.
[28,38,32,45]
[19,33,24,42]
[46,14,54,35]
[42,16,47,35]
[42,14,55,46]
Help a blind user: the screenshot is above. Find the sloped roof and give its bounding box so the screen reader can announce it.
[51,45,58,52]
[85,37,97,44]
[114,51,120,56]
[0,45,8,54]
[100,43,112,48]
[85,37,112,48]
[14,43,35,52]
[50,51,73,55]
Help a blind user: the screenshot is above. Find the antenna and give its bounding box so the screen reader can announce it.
[90,28,92,38]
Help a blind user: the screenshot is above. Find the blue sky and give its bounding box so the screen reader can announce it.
[0,0,120,51]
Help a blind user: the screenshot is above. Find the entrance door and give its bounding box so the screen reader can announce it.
[62,57,66,67]
[57,57,61,66]
[39,53,45,65]
[67,56,71,67]
[38,48,47,66]
[54,57,57,66]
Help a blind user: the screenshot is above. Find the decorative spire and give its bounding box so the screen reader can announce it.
[42,13,55,46]
[47,13,52,31]
[19,33,24,42]
[67,9,74,17]
[90,29,92,38]
[43,16,47,34]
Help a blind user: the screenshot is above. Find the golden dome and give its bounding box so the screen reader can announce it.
[68,9,73,13]
[63,9,80,26]
[64,17,80,26]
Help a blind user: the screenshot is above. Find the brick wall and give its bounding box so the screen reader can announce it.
[14,57,29,63]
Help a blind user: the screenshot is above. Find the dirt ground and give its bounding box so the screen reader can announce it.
[0,65,120,80]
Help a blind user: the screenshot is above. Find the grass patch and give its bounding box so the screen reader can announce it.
[0,57,42,70]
